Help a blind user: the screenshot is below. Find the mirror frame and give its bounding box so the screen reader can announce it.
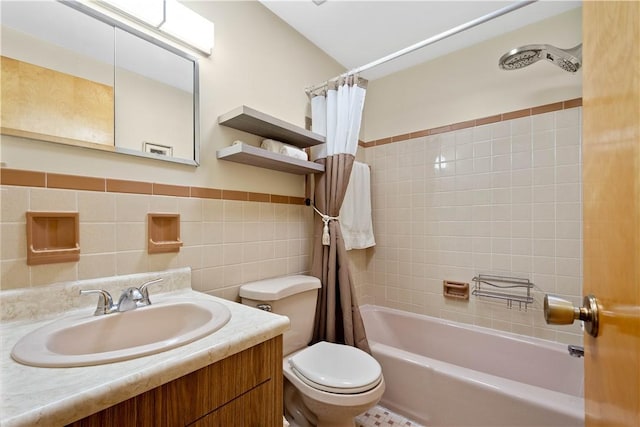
[57,1,201,166]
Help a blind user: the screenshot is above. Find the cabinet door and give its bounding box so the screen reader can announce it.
[189,382,277,427]
[67,336,283,427]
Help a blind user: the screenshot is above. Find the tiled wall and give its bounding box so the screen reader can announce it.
[359,106,583,345]
[0,104,583,345]
[0,184,313,301]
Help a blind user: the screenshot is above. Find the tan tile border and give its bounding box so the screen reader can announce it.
[48,173,105,192]
[1,169,305,205]
[362,97,582,147]
[222,190,248,201]
[0,168,46,187]
[563,98,582,109]
[271,195,290,204]
[475,114,502,126]
[190,187,222,199]
[106,179,153,195]
[248,192,270,203]
[153,183,190,197]
[289,196,306,205]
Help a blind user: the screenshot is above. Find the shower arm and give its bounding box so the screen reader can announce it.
[305,0,538,95]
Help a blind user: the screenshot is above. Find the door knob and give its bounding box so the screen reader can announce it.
[543,294,600,337]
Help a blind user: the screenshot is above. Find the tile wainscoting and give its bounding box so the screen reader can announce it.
[0,173,317,301]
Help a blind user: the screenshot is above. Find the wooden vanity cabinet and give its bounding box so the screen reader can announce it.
[67,336,283,427]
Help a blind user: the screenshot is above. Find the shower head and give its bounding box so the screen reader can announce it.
[499,43,582,73]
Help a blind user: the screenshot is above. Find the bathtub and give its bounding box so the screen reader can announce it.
[360,305,584,427]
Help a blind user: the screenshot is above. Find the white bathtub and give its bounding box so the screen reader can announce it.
[360,305,584,427]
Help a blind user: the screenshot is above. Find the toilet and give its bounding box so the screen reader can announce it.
[240,275,385,427]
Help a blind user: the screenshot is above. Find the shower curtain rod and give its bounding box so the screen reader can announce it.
[305,0,537,94]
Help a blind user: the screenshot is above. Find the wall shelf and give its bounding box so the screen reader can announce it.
[26,211,80,265]
[218,105,324,149]
[217,143,324,175]
[148,213,183,254]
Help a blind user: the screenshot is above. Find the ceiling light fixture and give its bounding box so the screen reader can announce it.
[98,0,214,56]
[160,0,214,55]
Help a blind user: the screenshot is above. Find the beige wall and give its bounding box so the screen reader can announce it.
[362,8,582,142]
[0,1,344,197]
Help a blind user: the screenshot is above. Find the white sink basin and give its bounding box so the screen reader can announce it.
[11,298,231,367]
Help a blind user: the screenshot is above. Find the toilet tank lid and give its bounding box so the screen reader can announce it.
[239,275,321,301]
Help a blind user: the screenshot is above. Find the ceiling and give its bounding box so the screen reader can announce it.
[260,1,581,80]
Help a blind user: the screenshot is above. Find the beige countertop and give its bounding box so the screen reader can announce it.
[0,268,289,427]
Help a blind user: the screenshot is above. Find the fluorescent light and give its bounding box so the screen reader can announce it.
[99,0,164,27]
[160,0,214,55]
[99,0,214,56]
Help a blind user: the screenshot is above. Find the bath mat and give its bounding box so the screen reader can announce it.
[355,405,424,427]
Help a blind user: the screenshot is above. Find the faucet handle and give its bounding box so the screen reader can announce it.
[138,278,163,304]
[80,289,116,315]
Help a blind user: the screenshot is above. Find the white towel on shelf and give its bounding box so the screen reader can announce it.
[340,161,375,250]
[261,139,285,153]
[279,145,308,161]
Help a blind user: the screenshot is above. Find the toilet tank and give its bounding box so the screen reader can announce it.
[239,275,321,356]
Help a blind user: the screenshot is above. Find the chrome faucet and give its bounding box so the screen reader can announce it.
[117,287,146,312]
[80,278,163,315]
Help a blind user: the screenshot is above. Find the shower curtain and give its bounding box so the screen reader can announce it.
[309,75,370,353]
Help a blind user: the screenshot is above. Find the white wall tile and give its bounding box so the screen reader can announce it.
[2,185,313,293]
[511,117,532,136]
[30,188,77,212]
[1,186,29,223]
[532,112,555,132]
[533,149,555,168]
[532,131,554,150]
[357,107,583,346]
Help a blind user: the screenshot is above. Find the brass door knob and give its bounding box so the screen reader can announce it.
[544,294,600,337]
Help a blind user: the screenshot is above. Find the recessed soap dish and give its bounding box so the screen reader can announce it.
[148,213,183,254]
[443,280,469,300]
[26,211,80,265]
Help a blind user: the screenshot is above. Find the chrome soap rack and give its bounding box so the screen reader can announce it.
[471,274,534,310]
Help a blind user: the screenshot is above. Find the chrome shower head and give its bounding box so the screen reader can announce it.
[499,43,582,73]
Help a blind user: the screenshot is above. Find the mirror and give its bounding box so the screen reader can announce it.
[0,1,199,166]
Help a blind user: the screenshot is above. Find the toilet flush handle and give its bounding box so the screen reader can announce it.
[256,303,272,312]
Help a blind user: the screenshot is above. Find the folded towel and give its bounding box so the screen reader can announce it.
[279,145,308,161]
[261,139,285,153]
[340,161,375,250]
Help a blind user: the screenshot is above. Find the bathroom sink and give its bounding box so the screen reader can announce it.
[11,298,231,367]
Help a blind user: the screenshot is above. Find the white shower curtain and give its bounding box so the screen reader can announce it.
[309,75,370,352]
[310,77,366,160]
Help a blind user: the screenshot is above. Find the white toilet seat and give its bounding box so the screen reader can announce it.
[288,341,383,394]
